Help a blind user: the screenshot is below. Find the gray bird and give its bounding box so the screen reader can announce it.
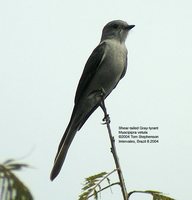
[50,20,134,181]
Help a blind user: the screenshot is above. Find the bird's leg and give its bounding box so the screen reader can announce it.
[98,89,110,124]
[101,101,110,124]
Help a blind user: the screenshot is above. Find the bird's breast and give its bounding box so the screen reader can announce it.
[105,41,127,72]
[100,40,127,88]
[84,40,127,100]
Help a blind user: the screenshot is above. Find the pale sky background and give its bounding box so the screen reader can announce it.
[0,0,192,200]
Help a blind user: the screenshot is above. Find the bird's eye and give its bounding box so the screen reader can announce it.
[112,24,118,29]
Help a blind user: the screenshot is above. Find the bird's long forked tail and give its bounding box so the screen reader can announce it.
[50,97,100,180]
[50,121,78,181]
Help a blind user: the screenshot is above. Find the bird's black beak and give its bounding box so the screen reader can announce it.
[126,25,135,30]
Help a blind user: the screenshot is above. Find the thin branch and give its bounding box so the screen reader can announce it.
[89,169,117,193]
[100,98,128,200]
[88,182,120,198]
[128,190,175,200]
[128,190,148,199]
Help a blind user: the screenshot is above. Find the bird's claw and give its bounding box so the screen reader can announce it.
[98,88,106,98]
[102,114,110,124]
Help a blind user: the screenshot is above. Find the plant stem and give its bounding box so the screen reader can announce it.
[101,99,128,200]
[127,190,148,199]
[88,182,120,198]
[90,169,117,193]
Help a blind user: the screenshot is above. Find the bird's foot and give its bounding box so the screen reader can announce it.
[97,88,106,98]
[88,88,106,99]
[102,114,111,124]
[99,88,110,124]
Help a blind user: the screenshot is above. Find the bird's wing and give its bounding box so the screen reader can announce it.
[74,41,106,104]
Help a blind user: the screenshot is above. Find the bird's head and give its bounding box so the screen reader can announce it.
[101,20,135,42]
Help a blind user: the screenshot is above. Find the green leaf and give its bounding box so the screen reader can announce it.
[128,190,175,200]
[146,190,175,200]
[78,171,110,200]
[0,160,33,200]
[93,189,98,200]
